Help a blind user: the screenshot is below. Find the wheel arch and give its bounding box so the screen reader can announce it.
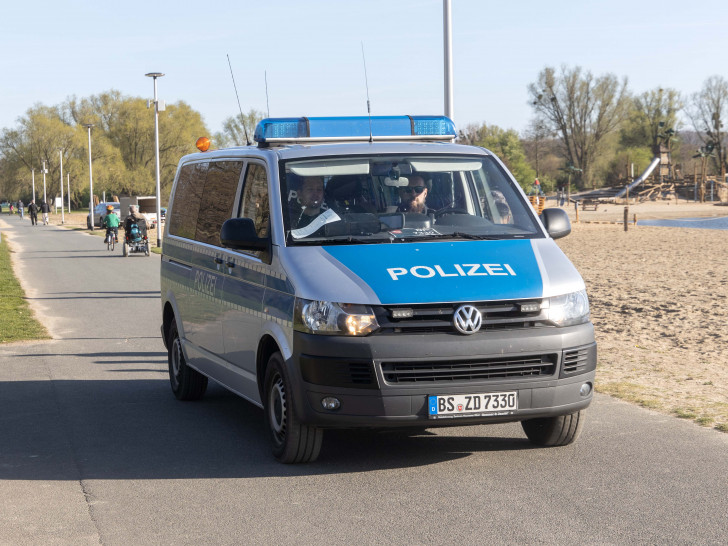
[257,334,281,401]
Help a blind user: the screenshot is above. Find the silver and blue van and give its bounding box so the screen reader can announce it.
[160,116,596,463]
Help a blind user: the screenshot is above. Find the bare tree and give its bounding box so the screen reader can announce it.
[528,66,630,188]
[687,76,728,176]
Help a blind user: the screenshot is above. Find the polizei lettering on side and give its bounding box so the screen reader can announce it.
[387,264,517,280]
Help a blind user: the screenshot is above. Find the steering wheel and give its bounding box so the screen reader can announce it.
[434,207,469,217]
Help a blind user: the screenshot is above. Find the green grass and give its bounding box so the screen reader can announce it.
[0,238,50,343]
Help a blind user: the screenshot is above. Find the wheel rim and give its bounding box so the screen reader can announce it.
[170,337,183,388]
[268,373,287,445]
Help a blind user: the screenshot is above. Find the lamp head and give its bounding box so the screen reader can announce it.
[145,72,165,78]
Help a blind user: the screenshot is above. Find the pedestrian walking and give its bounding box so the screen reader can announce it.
[40,200,50,225]
[28,200,39,226]
[18,200,24,219]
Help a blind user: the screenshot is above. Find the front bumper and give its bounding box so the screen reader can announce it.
[288,323,597,428]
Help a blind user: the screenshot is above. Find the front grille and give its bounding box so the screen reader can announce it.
[381,354,557,384]
[374,300,548,334]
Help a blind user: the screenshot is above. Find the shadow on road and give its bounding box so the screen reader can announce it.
[0,378,534,480]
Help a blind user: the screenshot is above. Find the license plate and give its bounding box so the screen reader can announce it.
[428,392,518,419]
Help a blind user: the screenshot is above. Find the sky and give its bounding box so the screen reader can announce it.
[3,0,728,137]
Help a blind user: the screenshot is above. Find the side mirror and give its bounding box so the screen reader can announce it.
[539,208,571,239]
[220,218,269,250]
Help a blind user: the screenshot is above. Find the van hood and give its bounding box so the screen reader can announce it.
[281,239,585,305]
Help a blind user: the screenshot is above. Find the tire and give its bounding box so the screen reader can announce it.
[264,352,323,463]
[109,235,115,251]
[167,319,208,401]
[122,242,128,257]
[521,410,584,447]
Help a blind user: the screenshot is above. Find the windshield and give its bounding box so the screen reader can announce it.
[280,154,542,245]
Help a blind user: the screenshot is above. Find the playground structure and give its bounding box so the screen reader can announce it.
[571,140,728,206]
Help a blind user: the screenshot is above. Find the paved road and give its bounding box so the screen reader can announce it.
[1,215,726,545]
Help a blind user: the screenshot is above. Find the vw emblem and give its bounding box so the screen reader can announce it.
[453,305,482,334]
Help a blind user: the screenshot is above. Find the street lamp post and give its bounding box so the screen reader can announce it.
[42,161,48,204]
[31,168,36,203]
[58,149,65,224]
[145,72,165,247]
[83,123,95,230]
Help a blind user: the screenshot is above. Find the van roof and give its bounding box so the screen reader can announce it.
[179,140,490,165]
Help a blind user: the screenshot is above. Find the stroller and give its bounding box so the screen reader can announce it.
[122,219,150,257]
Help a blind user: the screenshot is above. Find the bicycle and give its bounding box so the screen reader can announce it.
[105,229,117,251]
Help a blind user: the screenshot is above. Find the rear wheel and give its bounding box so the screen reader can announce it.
[264,352,322,463]
[122,242,128,257]
[521,411,584,447]
[167,319,207,400]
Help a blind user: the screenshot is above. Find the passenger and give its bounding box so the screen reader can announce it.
[124,205,147,237]
[491,190,513,224]
[397,174,429,214]
[102,205,120,243]
[292,176,325,228]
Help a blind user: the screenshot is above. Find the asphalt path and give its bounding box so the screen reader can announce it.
[1,214,726,545]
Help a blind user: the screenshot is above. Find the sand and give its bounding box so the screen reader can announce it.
[554,200,728,432]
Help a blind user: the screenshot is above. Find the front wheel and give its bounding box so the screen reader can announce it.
[521,411,584,447]
[264,352,323,463]
[167,319,208,400]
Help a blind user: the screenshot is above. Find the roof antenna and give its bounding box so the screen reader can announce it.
[361,42,373,143]
[227,53,251,145]
[265,70,271,118]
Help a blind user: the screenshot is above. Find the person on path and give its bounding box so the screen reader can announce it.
[40,200,50,225]
[27,200,39,226]
[18,200,24,219]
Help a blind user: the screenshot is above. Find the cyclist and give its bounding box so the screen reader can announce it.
[102,205,120,244]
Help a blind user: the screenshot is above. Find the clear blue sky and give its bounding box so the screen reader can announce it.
[3,0,727,136]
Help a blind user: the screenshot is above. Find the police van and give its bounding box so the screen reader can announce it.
[160,116,596,463]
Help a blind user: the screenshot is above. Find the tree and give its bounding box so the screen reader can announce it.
[620,88,682,152]
[528,65,631,189]
[0,91,209,207]
[459,123,535,191]
[214,109,265,148]
[686,76,728,176]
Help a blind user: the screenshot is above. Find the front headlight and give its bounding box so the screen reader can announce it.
[544,290,590,327]
[294,299,379,336]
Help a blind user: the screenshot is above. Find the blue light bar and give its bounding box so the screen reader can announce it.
[253,115,456,143]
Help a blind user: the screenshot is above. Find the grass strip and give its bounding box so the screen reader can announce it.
[0,237,50,343]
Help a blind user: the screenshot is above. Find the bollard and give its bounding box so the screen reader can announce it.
[624,206,629,232]
[574,201,579,223]
[633,214,637,225]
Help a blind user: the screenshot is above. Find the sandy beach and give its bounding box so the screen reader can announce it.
[554,200,728,432]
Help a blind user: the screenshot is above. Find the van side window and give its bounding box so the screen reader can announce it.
[168,162,208,239]
[240,163,270,238]
[238,163,270,259]
[195,161,244,245]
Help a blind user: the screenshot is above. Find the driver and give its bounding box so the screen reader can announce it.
[292,176,325,228]
[124,205,147,237]
[397,174,429,214]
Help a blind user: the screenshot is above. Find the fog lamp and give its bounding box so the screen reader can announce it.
[321,397,341,410]
[580,383,592,397]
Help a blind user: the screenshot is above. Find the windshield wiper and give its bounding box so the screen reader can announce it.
[395,232,503,242]
[288,234,387,246]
